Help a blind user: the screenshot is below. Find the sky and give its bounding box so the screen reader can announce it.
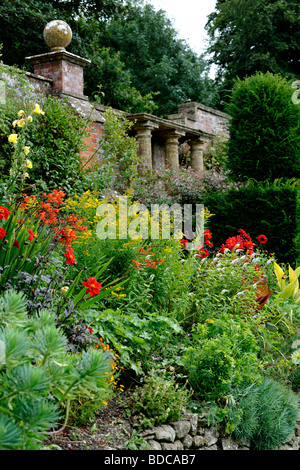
[146,0,217,56]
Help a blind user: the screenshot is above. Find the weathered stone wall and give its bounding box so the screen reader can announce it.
[169,102,231,139]
[138,412,300,451]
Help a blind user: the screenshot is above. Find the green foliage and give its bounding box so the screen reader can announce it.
[102,3,218,116]
[183,337,236,401]
[98,108,140,193]
[87,47,158,113]
[0,74,90,196]
[225,72,300,181]
[226,377,299,450]
[0,289,114,449]
[26,95,89,194]
[126,369,190,429]
[182,326,261,403]
[205,0,300,106]
[0,0,126,70]
[202,178,299,265]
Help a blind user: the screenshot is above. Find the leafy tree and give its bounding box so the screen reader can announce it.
[205,0,300,106]
[101,3,218,116]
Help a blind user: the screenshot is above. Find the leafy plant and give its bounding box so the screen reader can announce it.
[126,369,190,429]
[226,377,299,450]
[0,289,115,450]
[274,261,300,303]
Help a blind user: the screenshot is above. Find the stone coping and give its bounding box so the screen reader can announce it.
[26,50,91,68]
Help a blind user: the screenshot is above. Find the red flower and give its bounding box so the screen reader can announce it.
[0,227,6,239]
[28,229,37,241]
[257,234,267,244]
[196,244,209,259]
[180,238,189,248]
[204,229,213,240]
[13,239,20,249]
[0,206,10,221]
[64,247,77,266]
[82,277,102,297]
[85,324,94,334]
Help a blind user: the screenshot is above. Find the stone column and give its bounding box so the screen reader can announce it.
[189,138,206,173]
[135,125,156,172]
[164,131,184,168]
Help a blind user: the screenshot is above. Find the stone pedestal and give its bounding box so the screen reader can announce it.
[26,20,90,98]
[26,51,90,97]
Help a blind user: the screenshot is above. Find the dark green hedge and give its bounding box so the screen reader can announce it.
[202,179,299,266]
[225,72,300,182]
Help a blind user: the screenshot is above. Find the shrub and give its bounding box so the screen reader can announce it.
[202,178,299,265]
[0,73,89,196]
[227,377,299,450]
[26,95,89,194]
[225,71,300,182]
[87,108,140,195]
[126,369,190,429]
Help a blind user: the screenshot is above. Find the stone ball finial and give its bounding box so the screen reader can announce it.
[43,20,72,52]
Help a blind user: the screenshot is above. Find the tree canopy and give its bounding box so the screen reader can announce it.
[99,3,218,116]
[205,0,300,106]
[0,0,218,116]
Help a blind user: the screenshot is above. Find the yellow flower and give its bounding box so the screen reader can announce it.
[12,120,18,128]
[61,286,69,294]
[23,146,30,155]
[8,133,18,145]
[25,159,32,169]
[17,119,25,127]
[23,172,29,179]
[26,116,33,123]
[33,103,45,115]
[102,401,108,406]
[17,110,25,116]
[206,319,215,324]
[164,246,173,253]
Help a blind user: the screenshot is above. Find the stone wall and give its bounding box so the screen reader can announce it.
[138,412,300,451]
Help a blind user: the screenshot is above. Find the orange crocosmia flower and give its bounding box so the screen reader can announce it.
[82,277,102,297]
[46,189,66,207]
[132,259,142,269]
[28,229,37,241]
[0,206,10,221]
[55,228,77,247]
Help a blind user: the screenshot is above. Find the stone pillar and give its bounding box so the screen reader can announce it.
[164,131,184,168]
[189,138,206,173]
[135,125,157,172]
